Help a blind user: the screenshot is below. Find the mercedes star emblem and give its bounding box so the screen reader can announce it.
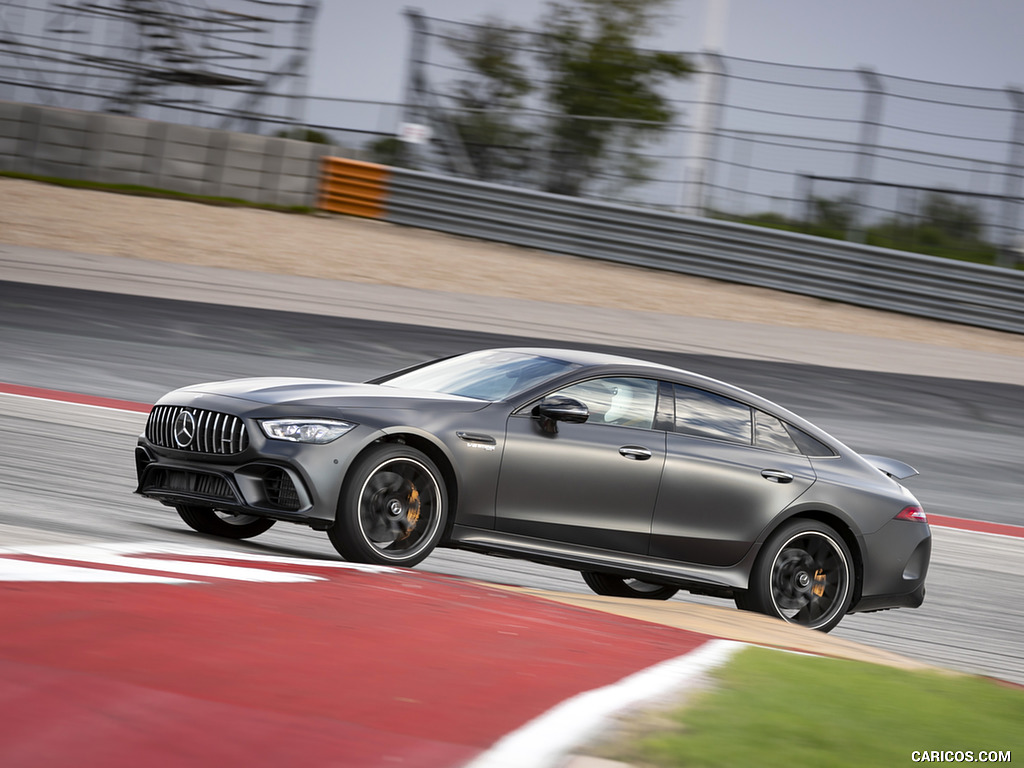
[173,410,197,448]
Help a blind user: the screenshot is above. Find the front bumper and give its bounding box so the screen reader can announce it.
[135,422,382,529]
[135,445,330,526]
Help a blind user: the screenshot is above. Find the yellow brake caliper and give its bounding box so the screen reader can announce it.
[812,568,827,597]
[399,486,421,540]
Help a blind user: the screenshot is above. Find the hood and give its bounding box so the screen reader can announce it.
[175,377,487,410]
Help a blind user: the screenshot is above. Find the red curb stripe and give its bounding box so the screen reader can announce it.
[0,567,711,764]
[0,382,150,413]
[1,656,477,768]
[2,382,1019,538]
[928,514,1024,539]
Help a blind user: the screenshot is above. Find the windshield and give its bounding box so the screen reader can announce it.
[381,350,582,401]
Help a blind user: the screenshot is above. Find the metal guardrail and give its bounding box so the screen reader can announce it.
[382,168,1024,336]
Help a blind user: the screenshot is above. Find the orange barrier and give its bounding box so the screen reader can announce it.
[317,156,390,218]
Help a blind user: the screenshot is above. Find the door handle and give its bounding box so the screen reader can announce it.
[761,469,794,483]
[619,446,653,461]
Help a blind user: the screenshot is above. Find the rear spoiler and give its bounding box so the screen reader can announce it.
[861,454,919,480]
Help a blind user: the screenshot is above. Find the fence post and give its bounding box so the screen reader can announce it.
[798,173,814,224]
[997,87,1024,267]
[401,8,430,129]
[680,52,727,217]
[850,67,885,242]
[289,1,319,132]
[401,8,475,178]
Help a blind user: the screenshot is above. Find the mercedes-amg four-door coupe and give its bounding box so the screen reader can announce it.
[135,347,931,632]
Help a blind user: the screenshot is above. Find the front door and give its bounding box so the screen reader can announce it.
[495,377,666,555]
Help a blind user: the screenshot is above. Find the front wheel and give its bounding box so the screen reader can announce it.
[328,444,447,567]
[581,571,679,600]
[176,504,276,539]
[738,519,854,633]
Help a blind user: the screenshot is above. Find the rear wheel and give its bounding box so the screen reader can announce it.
[329,444,447,567]
[738,519,854,632]
[175,504,276,539]
[581,571,679,600]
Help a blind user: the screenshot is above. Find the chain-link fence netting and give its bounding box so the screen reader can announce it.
[389,13,1024,265]
[2,6,1021,266]
[0,0,318,133]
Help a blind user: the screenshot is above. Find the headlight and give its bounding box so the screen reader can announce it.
[260,419,356,444]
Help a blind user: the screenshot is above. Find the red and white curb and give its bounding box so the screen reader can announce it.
[465,639,743,768]
[0,541,396,583]
[0,542,718,767]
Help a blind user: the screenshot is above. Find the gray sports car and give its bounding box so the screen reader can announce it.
[135,347,930,632]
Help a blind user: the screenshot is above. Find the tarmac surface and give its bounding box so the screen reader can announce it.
[4,241,1024,386]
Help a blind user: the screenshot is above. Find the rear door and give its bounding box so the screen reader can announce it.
[650,386,816,566]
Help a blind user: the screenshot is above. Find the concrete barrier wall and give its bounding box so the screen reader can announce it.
[0,101,332,208]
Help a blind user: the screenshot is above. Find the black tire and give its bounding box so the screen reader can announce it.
[739,519,854,633]
[581,571,679,600]
[175,504,276,539]
[328,443,447,567]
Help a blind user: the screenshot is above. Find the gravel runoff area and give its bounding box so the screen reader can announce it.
[2,177,1023,360]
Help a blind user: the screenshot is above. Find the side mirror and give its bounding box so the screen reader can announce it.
[533,395,589,434]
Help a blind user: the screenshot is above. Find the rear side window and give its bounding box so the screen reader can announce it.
[785,424,838,457]
[754,411,801,454]
[673,385,751,444]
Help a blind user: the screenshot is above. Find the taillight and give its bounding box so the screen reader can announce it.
[895,505,928,523]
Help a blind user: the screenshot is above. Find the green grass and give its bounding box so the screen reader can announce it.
[594,647,1022,768]
[0,171,314,214]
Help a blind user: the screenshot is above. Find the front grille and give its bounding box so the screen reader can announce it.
[147,405,249,455]
[145,469,235,500]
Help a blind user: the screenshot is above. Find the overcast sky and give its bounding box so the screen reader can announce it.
[311,1,1024,102]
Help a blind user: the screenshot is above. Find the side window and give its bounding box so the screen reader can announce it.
[786,424,838,457]
[754,411,801,454]
[553,377,658,429]
[673,385,751,444]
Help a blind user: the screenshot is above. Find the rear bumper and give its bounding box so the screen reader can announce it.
[851,582,926,613]
[850,518,931,613]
